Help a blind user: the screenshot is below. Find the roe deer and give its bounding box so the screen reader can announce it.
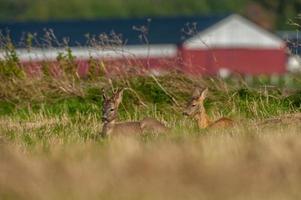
[101,88,169,137]
[183,88,234,129]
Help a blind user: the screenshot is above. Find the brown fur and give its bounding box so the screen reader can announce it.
[101,89,169,137]
[183,88,234,129]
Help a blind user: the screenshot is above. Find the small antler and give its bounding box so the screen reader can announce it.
[101,88,108,100]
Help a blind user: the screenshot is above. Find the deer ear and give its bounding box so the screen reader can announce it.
[192,88,201,98]
[200,88,208,100]
[114,88,124,106]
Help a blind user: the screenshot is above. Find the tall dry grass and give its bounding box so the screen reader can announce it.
[1,112,301,200]
[1,125,301,200]
[1,31,301,200]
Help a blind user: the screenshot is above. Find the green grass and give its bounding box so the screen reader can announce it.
[0,0,298,29]
[1,50,301,199]
[0,0,247,21]
[0,71,300,145]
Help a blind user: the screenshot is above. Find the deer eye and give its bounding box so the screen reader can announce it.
[110,108,114,111]
[192,104,196,107]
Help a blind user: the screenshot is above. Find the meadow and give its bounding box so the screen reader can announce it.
[1,46,301,199]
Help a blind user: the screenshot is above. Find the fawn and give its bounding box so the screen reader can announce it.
[183,88,234,129]
[101,88,169,137]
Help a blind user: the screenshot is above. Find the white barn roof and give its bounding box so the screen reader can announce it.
[183,14,285,49]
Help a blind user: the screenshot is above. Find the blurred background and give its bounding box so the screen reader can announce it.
[1,0,301,78]
[2,3,301,200]
[0,0,300,30]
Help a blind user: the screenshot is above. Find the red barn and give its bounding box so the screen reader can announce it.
[0,14,287,76]
[179,14,287,76]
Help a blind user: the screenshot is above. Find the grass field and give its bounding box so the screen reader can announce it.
[1,50,301,199]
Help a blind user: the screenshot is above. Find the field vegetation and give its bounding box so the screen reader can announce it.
[1,38,301,199]
[0,0,300,29]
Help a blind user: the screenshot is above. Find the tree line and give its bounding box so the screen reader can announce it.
[0,0,300,30]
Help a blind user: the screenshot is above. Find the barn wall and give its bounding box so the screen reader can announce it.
[179,47,287,75]
[11,45,179,76]
[12,45,287,76]
[21,57,179,77]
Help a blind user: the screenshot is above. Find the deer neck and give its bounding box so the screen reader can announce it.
[102,119,116,137]
[195,105,212,129]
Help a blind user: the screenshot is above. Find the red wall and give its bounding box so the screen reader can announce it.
[21,47,287,77]
[179,47,287,75]
[21,57,178,77]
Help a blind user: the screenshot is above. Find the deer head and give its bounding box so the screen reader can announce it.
[102,88,124,123]
[183,88,208,117]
